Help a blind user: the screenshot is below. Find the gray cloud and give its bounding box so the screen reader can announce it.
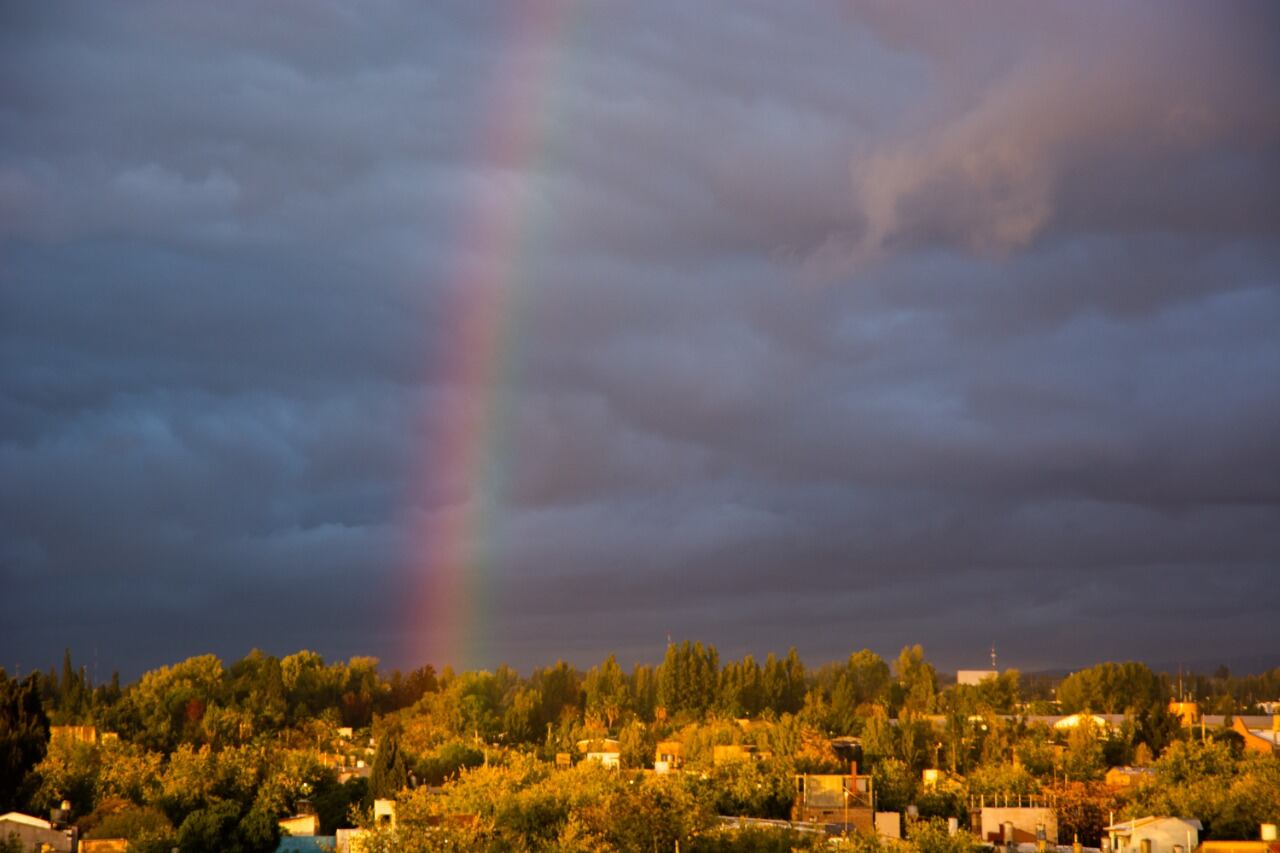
[2,0,1277,678]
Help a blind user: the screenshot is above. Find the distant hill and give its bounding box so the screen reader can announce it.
[1144,654,1280,677]
[1020,653,1280,679]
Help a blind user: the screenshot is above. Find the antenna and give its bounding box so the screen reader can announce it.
[990,644,997,671]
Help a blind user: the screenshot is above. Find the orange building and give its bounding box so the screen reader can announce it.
[1231,716,1280,756]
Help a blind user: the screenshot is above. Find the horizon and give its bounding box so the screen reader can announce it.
[3,2,1279,679]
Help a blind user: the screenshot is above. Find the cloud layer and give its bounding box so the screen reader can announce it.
[3,1,1278,677]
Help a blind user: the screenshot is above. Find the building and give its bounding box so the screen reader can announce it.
[372,799,396,829]
[576,737,621,754]
[1053,713,1119,733]
[276,838,337,853]
[1197,842,1280,853]
[81,841,129,853]
[792,770,874,832]
[1231,716,1280,757]
[958,670,999,686]
[577,737,621,769]
[279,798,320,837]
[976,806,1058,844]
[49,725,97,745]
[585,750,620,769]
[1106,767,1157,789]
[655,740,683,773]
[279,813,320,837]
[713,744,772,766]
[1106,817,1201,853]
[0,812,76,853]
[1195,823,1279,853]
[877,811,902,840]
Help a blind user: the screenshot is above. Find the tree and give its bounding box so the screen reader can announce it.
[369,726,409,799]
[617,719,654,771]
[659,642,720,718]
[630,664,659,722]
[1046,781,1119,846]
[584,655,629,729]
[1130,741,1280,840]
[910,818,982,853]
[760,650,805,715]
[503,687,541,744]
[83,801,175,853]
[599,772,714,853]
[415,741,483,786]
[1058,662,1162,716]
[1062,719,1105,781]
[176,800,278,853]
[872,758,917,812]
[830,650,891,730]
[29,735,99,818]
[532,661,582,731]
[127,655,226,752]
[0,670,49,811]
[95,739,164,804]
[895,645,937,715]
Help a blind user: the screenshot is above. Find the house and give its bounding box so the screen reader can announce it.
[336,827,368,853]
[958,670,999,686]
[655,740,683,773]
[1231,717,1280,757]
[0,812,75,853]
[976,806,1058,844]
[1106,817,1201,853]
[585,750,620,769]
[336,759,370,784]
[49,725,97,745]
[1106,767,1156,789]
[279,798,319,837]
[576,737,621,754]
[1195,824,1279,853]
[1197,843,1280,853]
[792,770,874,832]
[373,799,396,829]
[712,744,772,765]
[1169,702,1200,726]
[1053,713,1118,733]
[81,841,129,853]
[279,813,320,837]
[923,768,967,791]
[877,811,902,840]
[577,737,621,769]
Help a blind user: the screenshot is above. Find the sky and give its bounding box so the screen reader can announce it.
[2,1,1279,681]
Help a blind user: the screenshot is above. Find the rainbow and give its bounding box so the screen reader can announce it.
[407,3,578,672]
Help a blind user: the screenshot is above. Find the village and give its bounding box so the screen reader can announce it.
[2,649,1278,852]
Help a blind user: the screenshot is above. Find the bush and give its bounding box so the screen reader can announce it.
[690,824,827,852]
[910,818,981,853]
[415,740,485,786]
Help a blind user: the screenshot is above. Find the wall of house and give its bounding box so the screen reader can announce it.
[979,807,1058,844]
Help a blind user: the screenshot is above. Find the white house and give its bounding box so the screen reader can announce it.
[1106,816,1201,853]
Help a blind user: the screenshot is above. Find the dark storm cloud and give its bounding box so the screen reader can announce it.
[2,1,1277,678]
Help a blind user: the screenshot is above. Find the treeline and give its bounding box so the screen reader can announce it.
[23,645,1280,746]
